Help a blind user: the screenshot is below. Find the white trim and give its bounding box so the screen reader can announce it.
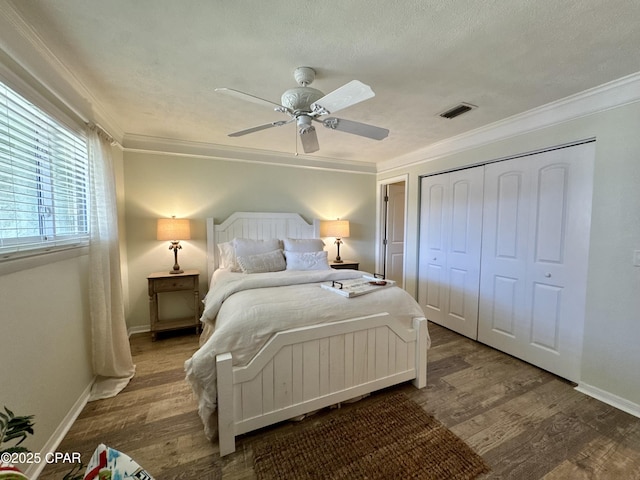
[378,71,640,173]
[576,382,640,419]
[123,134,377,175]
[24,378,95,479]
[0,246,89,276]
[128,325,151,337]
[375,174,409,287]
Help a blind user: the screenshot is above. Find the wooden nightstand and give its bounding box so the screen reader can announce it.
[329,260,359,270]
[147,269,200,340]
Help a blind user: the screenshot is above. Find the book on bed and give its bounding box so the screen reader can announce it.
[321,275,396,298]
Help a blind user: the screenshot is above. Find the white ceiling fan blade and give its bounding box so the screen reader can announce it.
[299,126,319,153]
[228,120,290,137]
[215,88,291,113]
[322,117,389,140]
[310,80,375,115]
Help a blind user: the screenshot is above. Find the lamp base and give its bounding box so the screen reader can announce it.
[334,238,344,263]
[169,242,183,274]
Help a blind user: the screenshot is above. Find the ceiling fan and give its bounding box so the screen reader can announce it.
[215,67,389,154]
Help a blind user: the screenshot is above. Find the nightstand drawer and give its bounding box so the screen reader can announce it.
[329,261,359,270]
[151,276,195,292]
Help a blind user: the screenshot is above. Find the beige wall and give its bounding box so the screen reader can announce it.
[0,254,94,466]
[122,151,377,329]
[378,100,640,408]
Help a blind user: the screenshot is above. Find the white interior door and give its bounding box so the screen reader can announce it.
[384,182,406,287]
[418,166,484,339]
[478,143,594,381]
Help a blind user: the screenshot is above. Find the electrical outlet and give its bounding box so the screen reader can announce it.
[634,250,640,267]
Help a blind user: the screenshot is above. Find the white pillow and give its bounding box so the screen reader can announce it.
[283,238,325,253]
[234,238,282,257]
[237,249,286,274]
[284,250,331,271]
[217,241,239,271]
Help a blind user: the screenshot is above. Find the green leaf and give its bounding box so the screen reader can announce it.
[0,446,29,454]
[1,406,35,451]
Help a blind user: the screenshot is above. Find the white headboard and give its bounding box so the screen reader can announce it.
[206,212,320,280]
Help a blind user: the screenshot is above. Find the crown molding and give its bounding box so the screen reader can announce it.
[378,71,640,173]
[123,134,377,175]
[0,1,124,141]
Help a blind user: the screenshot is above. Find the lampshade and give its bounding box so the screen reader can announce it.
[320,219,350,238]
[157,217,191,241]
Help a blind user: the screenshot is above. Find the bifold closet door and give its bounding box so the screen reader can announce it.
[478,143,594,382]
[418,167,484,339]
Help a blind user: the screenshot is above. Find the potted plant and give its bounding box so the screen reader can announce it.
[1,407,83,480]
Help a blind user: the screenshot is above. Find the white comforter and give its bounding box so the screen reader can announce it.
[184,268,426,439]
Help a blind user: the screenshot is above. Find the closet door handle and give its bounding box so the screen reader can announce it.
[545,273,552,278]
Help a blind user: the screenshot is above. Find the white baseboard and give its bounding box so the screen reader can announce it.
[575,382,640,419]
[127,325,150,337]
[26,378,95,479]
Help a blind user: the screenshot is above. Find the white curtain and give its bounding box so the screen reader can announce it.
[87,126,135,401]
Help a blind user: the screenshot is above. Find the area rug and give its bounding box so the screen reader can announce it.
[253,392,490,479]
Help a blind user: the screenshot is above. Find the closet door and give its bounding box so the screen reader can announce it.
[478,143,594,381]
[418,167,484,339]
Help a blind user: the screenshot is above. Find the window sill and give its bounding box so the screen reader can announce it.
[0,245,89,276]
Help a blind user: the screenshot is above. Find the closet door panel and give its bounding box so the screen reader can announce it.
[478,165,530,352]
[446,169,484,338]
[534,165,568,263]
[419,167,483,339]
[479,143,594,382]
[524,145,593,380]
[424,263,444,313]
[419,177,449,325]
[489,275,518,337]
[530,282,562,351]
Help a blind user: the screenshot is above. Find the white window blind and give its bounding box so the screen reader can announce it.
[0,79,89,259]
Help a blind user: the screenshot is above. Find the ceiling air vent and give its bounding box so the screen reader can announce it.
[439,102,476,119]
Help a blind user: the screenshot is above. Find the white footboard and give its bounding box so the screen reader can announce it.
[216,312,428,456]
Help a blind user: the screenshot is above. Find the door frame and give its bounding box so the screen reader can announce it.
[376,174,408,286]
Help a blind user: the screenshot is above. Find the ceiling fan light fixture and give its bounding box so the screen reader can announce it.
[296,115,314,134]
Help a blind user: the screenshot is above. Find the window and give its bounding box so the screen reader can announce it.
[0,79,89,260]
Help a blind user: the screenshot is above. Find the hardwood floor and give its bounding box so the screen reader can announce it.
[39,323,640,479]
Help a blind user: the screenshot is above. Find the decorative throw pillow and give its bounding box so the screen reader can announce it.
[283,238,325,253]
[284,250,331,270]
[83,443,155,480]
[237,249,286,273]
[217,241,239,271]
[234,238,282,258]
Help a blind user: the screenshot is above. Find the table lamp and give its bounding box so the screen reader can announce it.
[157,216,191,274]
[320,219,350,263]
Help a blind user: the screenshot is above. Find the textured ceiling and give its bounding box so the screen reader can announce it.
[5,0,640,166]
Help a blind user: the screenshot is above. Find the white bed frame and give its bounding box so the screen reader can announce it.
[206,212,428,456]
